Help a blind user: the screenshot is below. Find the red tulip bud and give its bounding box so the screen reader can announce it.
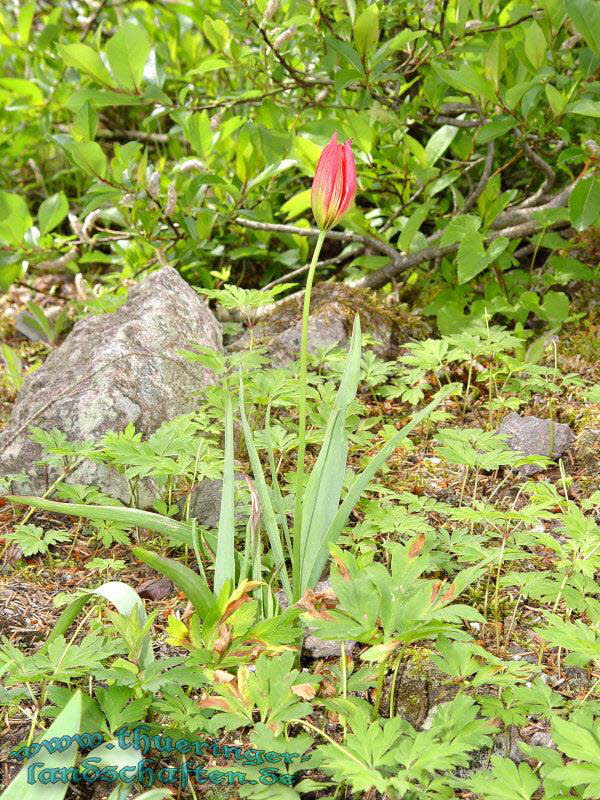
[311,133,356,231]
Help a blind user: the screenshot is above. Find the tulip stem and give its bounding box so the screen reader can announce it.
[292,229,326,602]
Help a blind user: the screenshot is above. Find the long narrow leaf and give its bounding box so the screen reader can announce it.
[214,395,235,594]
[132,546,215,618]
[2,690,82,800]
[7,497,193,539]
[306,383,459,589]
[238,374,293,602]
[299,316,362,595]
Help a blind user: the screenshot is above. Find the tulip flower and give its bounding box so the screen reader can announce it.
[311,133,356,231]
[293,134,356,575]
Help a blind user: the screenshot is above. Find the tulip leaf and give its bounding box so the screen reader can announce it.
[309,383,459,589]
[214,394,235,594]
[7,496,194,539]
[132,547,215,618]
[299,316,361,595]
[239,373,292,602]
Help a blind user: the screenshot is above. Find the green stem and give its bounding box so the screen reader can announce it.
[292,230,326,601]
[372,657,389,720]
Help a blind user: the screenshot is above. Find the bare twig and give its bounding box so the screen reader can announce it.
[491,181,576,229]
[253,21,328,88]
[435,115,485,128]
[516,133,556,208]
[262,246,363,290]
[234,216,402,266]
[34,249,79,274]
[461,13,535,36]
[438,103,480,114]
[349,177,583,290]
[56,124,170,144]
[463,141,495,214]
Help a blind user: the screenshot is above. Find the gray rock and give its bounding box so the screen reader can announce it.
[276,580,356,660]
[230,283,423,366]
[390,658,457,725]
[0,268,223,504]
[303,632,354,660]
[497,412,575,475]
[184,479,223,529]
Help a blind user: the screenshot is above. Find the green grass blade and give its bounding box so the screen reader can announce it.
[306,383,458,589]
[7,496,193,539]
[298,316,362,596]
[132,547,215,618]
[214,394,235,595]
[238,373,293,603]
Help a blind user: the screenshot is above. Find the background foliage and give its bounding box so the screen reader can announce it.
[1,0,599,326]
[1,2,600,800]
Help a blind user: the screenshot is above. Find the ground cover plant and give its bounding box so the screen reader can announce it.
[0,1,600,799]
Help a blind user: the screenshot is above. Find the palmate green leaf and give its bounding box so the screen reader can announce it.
[465,756,540,800]
[307,383,458,590]
[2,690,82,800]
[214,395,235,594]
[551,716,600,765]
[299,317,362,595]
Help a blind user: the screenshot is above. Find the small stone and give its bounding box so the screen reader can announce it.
[137,577,173,601]
[184,479,223,529]
[14,310,51,342]
[497,412,575,476]
[302,634,354,660]
[276,580,357,660]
